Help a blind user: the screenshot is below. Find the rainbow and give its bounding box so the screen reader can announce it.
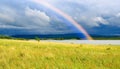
[32,0,93,40]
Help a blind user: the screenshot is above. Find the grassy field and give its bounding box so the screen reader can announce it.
[0,39,120,69]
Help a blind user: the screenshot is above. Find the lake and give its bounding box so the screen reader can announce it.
[43,40,120,45]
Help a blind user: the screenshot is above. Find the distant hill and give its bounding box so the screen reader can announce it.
[11,33,84,39]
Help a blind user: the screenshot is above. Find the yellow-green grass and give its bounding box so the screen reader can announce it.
[0,39,120,69]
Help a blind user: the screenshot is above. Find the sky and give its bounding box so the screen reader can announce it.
[0,0,120,36]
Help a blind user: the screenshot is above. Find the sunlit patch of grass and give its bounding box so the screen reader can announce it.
[0,39,120,69]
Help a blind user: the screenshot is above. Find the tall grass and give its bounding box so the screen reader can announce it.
[0,39,120,69]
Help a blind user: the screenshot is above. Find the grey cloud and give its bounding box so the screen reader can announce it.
[47,0,120,27]
[0,6,17,27]
[0,3,51,29]
[0,13,14,23]
[25,7,50,27]
[107,14,120,27]
[92,17,109,26]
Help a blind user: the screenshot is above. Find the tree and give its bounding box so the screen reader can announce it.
[35,37,40,42]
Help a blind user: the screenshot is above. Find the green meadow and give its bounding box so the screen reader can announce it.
[0,39,120,69]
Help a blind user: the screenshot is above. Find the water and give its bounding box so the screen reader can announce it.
[43,40,120,45]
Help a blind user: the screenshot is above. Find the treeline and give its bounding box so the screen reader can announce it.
[0,35,13,39]
[0,35,27,40]
[93,36,120,40]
